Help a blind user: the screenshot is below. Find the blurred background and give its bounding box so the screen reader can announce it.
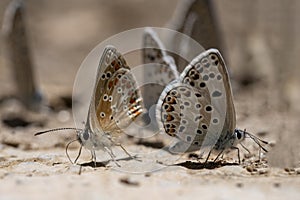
[0,0,299,168]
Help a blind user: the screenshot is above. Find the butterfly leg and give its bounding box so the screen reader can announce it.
[117,143,141,161]
[104,146,121,167]
[231,146,241,164]
[204,149,212,164]
[91,150,97,167]
[213,150,224,163]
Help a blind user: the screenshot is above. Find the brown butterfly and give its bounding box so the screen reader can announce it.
[36,45,143,166]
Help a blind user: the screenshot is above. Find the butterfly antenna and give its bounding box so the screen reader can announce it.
[34,127,83,136]
[240,142,251,154]
[65,138,81,164]
[244,129,268,152]
[249,133,268,145]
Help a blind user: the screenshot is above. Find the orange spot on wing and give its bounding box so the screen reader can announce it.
[108,80,114,89]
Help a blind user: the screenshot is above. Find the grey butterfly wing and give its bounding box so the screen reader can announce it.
[143,27,179,84]
[168,0,222,72]
[156,80,211,153]
[179,49,236,150]
[109,68,143,132]
[87,45,143,140]
[2,0,43,111]
[142,28,179,117]
[157,49,235,153]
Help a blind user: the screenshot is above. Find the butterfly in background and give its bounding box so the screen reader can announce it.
[167,0,224,72]
[142,27,179,127]
[2,0,44,111]
[156,48,267,163]
[36,45,144,166]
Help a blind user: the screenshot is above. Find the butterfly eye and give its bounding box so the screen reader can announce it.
[237,132,241,139]
[83,131,89,140]
[235,130,244,140]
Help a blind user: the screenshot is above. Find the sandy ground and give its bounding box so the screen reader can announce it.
[0,0,300,199]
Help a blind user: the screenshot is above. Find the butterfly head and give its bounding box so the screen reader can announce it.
[77,127,91,147]
[77,123,113,151]
[233,128,268,152]
[233,129,246,146]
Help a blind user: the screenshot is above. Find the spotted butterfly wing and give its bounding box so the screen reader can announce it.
[143,27,179,85]
[79,45,143,155]
[157,49,235,153]
[142,28,179,125]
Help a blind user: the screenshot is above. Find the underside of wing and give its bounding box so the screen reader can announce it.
[142,28,179,119]
[88,46,143,139]
[157,48,236,152]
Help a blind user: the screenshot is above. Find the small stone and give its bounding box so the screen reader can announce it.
[236,182,243,188]
[273,182,281,188]
[257,168,269,175]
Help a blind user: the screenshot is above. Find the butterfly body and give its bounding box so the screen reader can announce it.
[77,122,113,152]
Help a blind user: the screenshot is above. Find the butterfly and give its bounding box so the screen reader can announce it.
[3,0,44,111]
[167,0,223,72]
[35,45,144,166]
[156,48,267,163]
[142,27,179,126]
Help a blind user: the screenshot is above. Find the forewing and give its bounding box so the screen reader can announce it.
[180,49,236,146]
[157,49,235,152]
[143,27,178,84]
[142,28,179,116]
[88,46,143,139]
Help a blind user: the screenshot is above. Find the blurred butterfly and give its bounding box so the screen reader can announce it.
[142,27,179,126]
[2,0,44,111]
[167,0,223,72]
[35,45,143,166]
[156,48,267,163]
